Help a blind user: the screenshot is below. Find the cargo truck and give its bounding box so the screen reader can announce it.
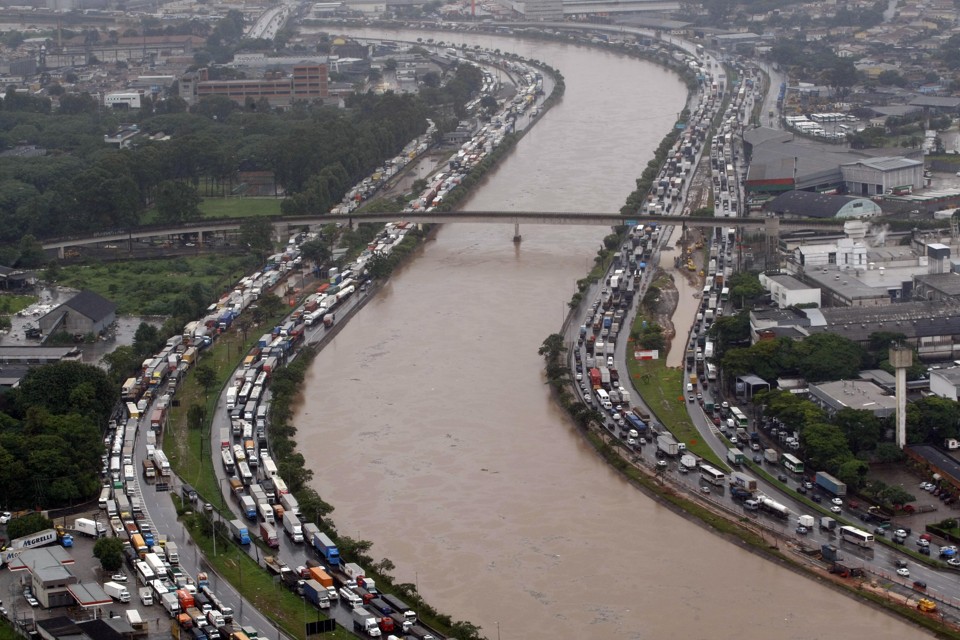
[229,519,251,545]
[763,448,778,464]
[260,522,279,548]
[381,594,416,622]
[139,587,153,606]
[312,531,341,567]
[352,607,382,637]
[729,471,757,493]
[302,579,330,609]
[819,516,837,532]
[656,434,680,457]
[815,471,847,497]
[74,518,105,538]
[282,511,303,543]
[104,581,131,603]
[726,448,745,466]
[239,494,257,520]
[161,591,180,616]
[679,453,699,471]
[165,541,179,564]
[1,528,59,564]
[758,496,790,519]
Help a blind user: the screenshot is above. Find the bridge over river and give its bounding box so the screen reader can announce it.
[42,211,849,257]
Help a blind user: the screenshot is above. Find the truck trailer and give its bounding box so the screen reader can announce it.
[815,471,847,497]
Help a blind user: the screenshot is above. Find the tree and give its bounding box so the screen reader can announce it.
[16,234,45,268]
[101,345,141,383]
[93,536,125,572]
[709,311,750,357]
[801,422,852,473]
[299,239,331,269]
[133,322,163,357]
[187,404,206,431]
[17,361,117,425]
[155,180,202,224]
[793,333,864,382]
[366,252,394,279]
[195,364,217,396]
[239,216,274,260]
[6,513,52,539]
[727,272,765,308]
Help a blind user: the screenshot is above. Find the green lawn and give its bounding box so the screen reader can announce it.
[627,355,727,470]
[56,256,253,315]
[138,198,283,225]
[0,293,37,315]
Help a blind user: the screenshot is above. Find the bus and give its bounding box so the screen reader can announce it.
[700,464,726,486]
[706,362,718,381]
[238,461,254,486]
[839,525,874,548]
[730,407,749,429]
[782,453,804,474]
[720,287,730,302]
[595,388,611,408]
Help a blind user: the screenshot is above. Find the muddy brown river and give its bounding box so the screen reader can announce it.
[295,27,929,639]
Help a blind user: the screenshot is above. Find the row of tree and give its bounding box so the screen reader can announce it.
[0,361,116,509]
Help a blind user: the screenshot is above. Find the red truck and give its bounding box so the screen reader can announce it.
[589,368,601,389]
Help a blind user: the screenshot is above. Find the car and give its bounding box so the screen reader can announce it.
[894,529,908,539]
[696,393,703,401]
[796,485,807,494]
[796,526,808,535]
[729,436,738,445]
[25,596,38,608]
[584,395,593,404]
[948,557,960,567]
[804,482,814,490]
[750,443,761,451]
[917,538,930,547]
[687,394,695,403]
[627,438,638,447]
[918,546,931,556]
[575,373,582,381]
[811,494,822,503]
[700,486,711,494]
[831,497,843,506]
[111,574,127,582]
[873,527,887,536]
[830,505,842,514]
[753,454,763,464]
[0,512,10,525]
[777,474,788,483]
[896,567,910,577]
[940,545,958,556]
[607,357,614,367]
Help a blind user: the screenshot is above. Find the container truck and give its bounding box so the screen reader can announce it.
[381,594,416,622]
[656,434,680,457]
[280,492,299,514]
[679,453,698,472]
[74,518,105,538]
[260,522,279,548]
[229,519,251,545]
[239,494,257,520]
[763,448,778,464]
[798,515,815,529]
[312,531,341,567]
[726,448,745,466]
[1,528,59,563]
[352,607,382,637]
[815,471,847,497]
[104,581,131,603]
[161,591,181,616]
[819,516,837,532]
[282,511,303,543]
[729,471,757,493]
[302,579,330,609]
[165,541,179,564]
[258,501,274,524]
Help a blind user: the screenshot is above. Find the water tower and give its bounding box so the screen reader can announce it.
[890,344,913,449]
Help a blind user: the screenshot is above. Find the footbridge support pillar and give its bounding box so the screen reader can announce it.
[513,221,522,244]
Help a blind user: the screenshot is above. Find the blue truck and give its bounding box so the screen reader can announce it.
[312,531,341,568]
[229,519,250,545]
[815,471,847,497]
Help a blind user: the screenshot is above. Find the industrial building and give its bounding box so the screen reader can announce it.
[930,367,960,401]
[37,290,116,339]
[840,156,925,197]
[808,379,897,418]
[759,273,821,308]
[103,92,141,109]
[180,65,329,107]
[764,190,881,219]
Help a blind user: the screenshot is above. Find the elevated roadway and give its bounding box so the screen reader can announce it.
[42,211,846,257]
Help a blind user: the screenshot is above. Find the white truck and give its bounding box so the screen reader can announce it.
[74,517,105,538]
[104,581,131,603]
[139,587,153,606]
[165,541,179,564]
[282,511,303,543]
[351,606,382,637]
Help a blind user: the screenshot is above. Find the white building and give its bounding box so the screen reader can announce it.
[759,273,821,308]
[840,156,924,197]
[930,367,960,401]
[104,92,142,109]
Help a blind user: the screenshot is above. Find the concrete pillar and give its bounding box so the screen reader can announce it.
[58,246,65,260]
[513,221,521,244]
[890,345,913,449]
[198,230,204,248]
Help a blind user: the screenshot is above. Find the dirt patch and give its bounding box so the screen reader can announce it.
[643,267,678,358]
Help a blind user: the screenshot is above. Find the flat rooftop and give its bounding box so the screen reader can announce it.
[809,379,897,416]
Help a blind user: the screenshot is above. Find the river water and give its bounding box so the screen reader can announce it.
[295,28,929,640]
